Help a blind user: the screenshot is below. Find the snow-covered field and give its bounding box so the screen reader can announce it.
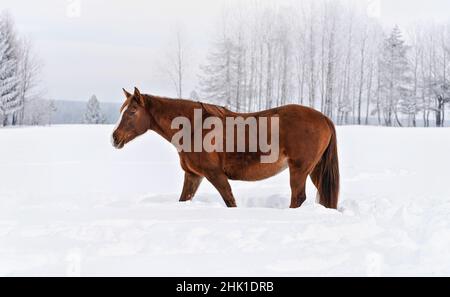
[1,125,450,276]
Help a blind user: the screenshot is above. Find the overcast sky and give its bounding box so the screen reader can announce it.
[3,0,450,102]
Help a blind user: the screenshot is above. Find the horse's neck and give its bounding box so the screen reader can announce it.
[147,97,173,142]
[147,96,198,142]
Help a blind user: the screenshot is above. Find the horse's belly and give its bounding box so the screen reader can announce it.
[225,156,288,181]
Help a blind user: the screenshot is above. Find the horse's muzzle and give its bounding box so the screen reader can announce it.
[111,132,125,149]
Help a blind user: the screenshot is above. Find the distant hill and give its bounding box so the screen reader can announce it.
[52,100,121,124]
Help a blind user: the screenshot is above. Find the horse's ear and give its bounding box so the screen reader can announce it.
[134,87,145,106]
[123,88,131,98]
[134,87,141,98]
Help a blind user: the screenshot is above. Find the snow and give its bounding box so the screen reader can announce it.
[1,125,450,276]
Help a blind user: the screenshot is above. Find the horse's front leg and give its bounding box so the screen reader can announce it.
[179,172,203,202]
[205,173,237,208]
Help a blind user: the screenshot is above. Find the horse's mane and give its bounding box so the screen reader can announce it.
[145,94,229,118]
[199,102,227,118]
[141,94,287,121]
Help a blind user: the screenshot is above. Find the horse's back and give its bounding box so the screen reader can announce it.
[226,104,332,137]
[222,104,328,121]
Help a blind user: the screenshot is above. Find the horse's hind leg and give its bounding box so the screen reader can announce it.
[205,173,237,208]
[179,172,203,202]
[310,169,321,204]
[288,160,312,208]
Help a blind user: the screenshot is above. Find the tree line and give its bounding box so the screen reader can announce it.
[191,0,450,127]
[4,2,450,128]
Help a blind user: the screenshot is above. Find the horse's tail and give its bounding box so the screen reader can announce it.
[311,118,340,209]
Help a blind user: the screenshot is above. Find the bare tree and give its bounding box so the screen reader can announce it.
[163,25,190,98]
[356,23,368,125]
[17,37,43,125]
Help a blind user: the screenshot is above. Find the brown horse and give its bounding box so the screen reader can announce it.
[112,87,339,209]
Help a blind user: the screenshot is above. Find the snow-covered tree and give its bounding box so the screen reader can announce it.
[199,37,238,109]
[379,26,412,126]
[84,95,105,124]
[23,98,56,126]
[428,81,450,127]
[0,12,20,126]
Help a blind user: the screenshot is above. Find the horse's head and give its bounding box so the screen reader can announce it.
[111,87,151,149]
